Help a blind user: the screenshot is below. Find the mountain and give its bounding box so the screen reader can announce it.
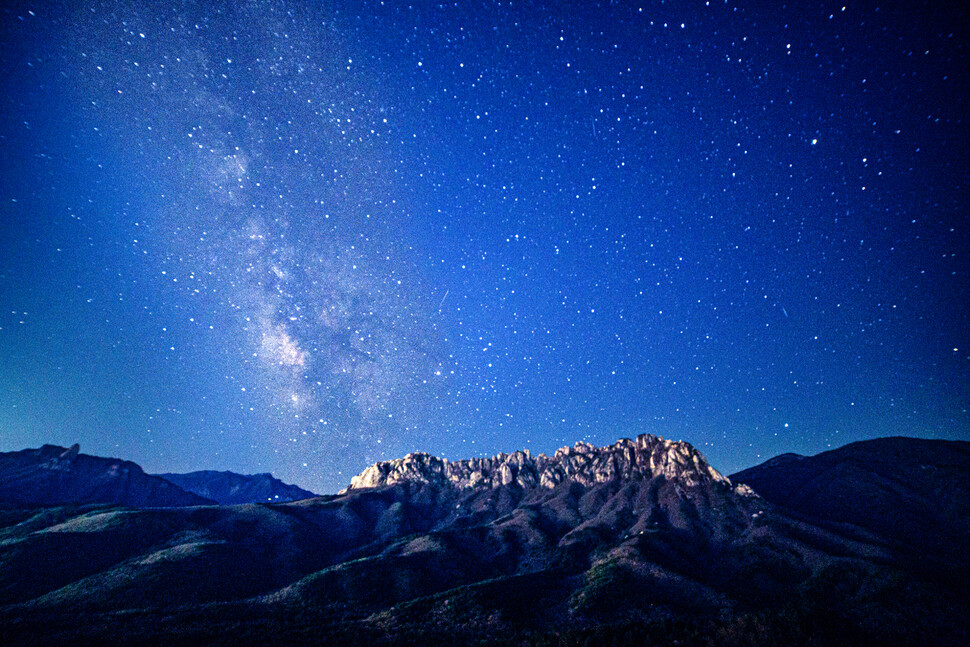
[0,444,212,508]
[730,436,970,567]
[156,470,317,504]
[0,434,966,646]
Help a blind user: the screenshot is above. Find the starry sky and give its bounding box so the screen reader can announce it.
[1,0,967,493]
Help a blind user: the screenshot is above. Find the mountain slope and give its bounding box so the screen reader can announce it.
[730,436,970,565]
[0,435,965,646]
[156,470,317,504]
[0,445,212,508]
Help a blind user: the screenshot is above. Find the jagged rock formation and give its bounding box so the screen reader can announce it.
[340,434,763,551]
[347,434,746,493]
[157,470,318,505]
[0,444,213,508]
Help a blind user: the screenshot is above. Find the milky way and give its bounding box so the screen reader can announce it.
[1,1,967,492]
[112,2,457,477]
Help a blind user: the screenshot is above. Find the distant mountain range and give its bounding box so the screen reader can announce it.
[0,444,317,508]
[1,435,967,646]
[155,470,317,505]
[0,444,211,507]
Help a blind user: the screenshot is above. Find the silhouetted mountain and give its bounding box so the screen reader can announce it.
[0,435,966,646]
[156,470,317,505]
[730,436,970,567]
[0,444,212,508]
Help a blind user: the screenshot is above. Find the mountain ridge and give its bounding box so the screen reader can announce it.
[346,434,749,494]
[156,469,318,505]
[0,444,213,508]
[730,435,970,567]
[1,435,966,646]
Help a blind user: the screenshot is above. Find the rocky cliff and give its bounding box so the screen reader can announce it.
[346,433,749,494]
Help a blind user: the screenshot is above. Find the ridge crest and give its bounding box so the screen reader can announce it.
[343,433,736,493]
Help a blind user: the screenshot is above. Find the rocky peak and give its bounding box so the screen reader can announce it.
[344,434,738,493]
[35,443,82,471]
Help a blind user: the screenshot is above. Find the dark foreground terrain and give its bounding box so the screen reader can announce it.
[1,435,967,646]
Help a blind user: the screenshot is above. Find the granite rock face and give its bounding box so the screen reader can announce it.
[346,434,742,494]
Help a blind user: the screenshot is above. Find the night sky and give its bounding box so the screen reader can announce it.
[1,1,967,494]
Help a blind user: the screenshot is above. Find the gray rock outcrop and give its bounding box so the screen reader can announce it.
[344,434,744,494]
